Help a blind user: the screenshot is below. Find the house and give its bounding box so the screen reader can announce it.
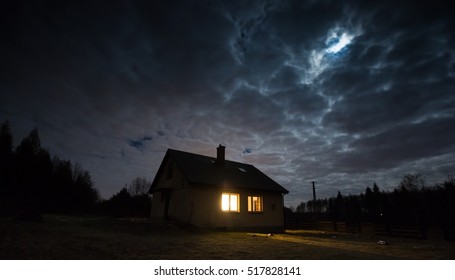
[148,145,289,232]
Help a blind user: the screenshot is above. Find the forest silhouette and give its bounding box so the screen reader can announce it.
[0,120,150,220]
[0,120,100,220]
[292,176,455,239]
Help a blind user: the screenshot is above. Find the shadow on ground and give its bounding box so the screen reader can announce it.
[1,215,454,259]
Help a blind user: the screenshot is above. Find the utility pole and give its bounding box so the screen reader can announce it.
[311,181,317,202]
[311,181,318,226]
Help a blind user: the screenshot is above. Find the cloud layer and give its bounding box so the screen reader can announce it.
[1,0,454,206]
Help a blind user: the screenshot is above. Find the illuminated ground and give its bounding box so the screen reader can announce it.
[1,215,454,259]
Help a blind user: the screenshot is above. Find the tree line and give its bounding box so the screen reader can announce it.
[0,120,100,219]
[100,177,151,218]
[0,120,151,219]
[294,174,455,227]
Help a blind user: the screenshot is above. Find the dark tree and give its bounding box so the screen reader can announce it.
[345,195,361,224]
[364,183,383,222]
[0,121,100,217]
[0,121,14,215]
[127,177,151,196]
[373,182,380,194]
[13,129,47,213]
[295,201,307,213]
[400,173,425,192]
[49,159,100,213]
[104,187,133,217]
[73,166,100,212]
[50,158,74,212]
[397,174,426,224]
[0,120,13,157]
[103,178,152,218]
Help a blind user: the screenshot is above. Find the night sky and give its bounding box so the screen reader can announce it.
[1,0,454,207]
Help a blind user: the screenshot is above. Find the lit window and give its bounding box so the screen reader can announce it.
[248,196,263,212]
[221,193,239,212]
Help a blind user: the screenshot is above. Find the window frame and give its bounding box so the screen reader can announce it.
[221,193,240,212]
[247,195,263,213]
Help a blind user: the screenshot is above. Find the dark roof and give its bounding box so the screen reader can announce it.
[150,149,289,194]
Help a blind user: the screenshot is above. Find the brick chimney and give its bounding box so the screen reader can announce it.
[215,144,225,166]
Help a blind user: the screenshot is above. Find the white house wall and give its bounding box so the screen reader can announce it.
[150,157,286,231]
[191,187,285,230]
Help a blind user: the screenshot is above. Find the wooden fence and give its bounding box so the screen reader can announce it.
[284,213,455,241]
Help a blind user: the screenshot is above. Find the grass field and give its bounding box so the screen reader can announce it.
[1,215,454,260]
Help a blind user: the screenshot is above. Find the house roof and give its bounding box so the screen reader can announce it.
[150,148,289,194]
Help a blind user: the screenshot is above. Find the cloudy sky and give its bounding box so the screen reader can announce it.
[1,0,454,207]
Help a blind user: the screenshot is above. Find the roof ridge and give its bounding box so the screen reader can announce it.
[167,148,254,167]
[158,148,288,194]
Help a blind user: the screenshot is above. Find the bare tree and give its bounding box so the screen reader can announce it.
[127,177,151,196]
[400,173,425,192]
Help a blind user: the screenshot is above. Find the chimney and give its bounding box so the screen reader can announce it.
[216,144,225,166]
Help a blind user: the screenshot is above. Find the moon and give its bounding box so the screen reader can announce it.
[326,32,354,54]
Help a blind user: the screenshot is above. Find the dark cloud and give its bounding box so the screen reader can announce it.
[128,136,153,151]
[334,116,455,172]
[242,148,253,154]
[1,0,454,206]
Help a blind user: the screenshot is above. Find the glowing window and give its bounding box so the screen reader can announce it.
[248,196,263,212]
[221,193,239,212]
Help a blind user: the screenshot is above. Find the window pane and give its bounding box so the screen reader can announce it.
[222,193,239,212]
[221,194,230,211]
[255,197,261,211]
[230,194,238,211]
[248,196,262,212]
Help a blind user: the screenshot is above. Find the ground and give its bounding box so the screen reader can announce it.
[1,215,454,259]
